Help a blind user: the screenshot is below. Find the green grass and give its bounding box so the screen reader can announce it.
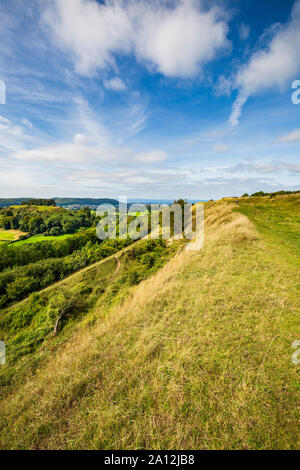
[0,230,26,242]
[236,194,300,268]
[0,196,299,450]
[13,233,74,246]
[0,233,15,241]
[0,239,180,397]
[9,205,61,212]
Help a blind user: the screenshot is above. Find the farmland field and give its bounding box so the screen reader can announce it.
[0,229,27,242]
[13,233,75,246]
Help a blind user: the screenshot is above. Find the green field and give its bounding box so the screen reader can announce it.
[13,233,74,246]
[0,230,27,242]
[236,194,300,267]
[9,205,61,212]
[0,232,15,241]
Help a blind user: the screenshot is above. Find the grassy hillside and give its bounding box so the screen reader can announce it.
[0,196,299,450]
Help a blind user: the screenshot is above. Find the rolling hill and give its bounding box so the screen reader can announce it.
[0,194,299,450]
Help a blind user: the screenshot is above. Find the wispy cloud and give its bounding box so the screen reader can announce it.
[226,161,300,174]
[228,0,300,125]
[277,128,300,143]
[212,143,229,152]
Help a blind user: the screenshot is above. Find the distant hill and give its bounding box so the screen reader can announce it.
[54,198,120,209]
[0,197,119,208]
[0,197,203,209]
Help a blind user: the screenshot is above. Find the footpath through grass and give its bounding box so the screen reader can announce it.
[236,194,300,269]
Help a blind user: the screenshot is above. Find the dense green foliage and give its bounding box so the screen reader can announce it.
[0,238,179,390]
[0,205,97,236]
[0,237,132,308]
[21,199,56,206]
[0,230,98,270]
[250,189,300,197]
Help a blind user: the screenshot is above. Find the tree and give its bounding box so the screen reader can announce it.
[1,217,12,230]
[49,227,62,236]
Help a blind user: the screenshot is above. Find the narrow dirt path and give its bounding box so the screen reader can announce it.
[114,256,121,275]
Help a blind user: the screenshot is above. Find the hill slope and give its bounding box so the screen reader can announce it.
[0,196,299,450]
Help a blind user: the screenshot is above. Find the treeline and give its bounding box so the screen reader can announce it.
[21,199,56,206]
[0,206,97,236]
[0,238,131,308]
[0,230,98,271]
[242,190,300,198]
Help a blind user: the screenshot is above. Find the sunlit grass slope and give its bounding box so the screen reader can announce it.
[0,196,299,450]
[0,229,26,242]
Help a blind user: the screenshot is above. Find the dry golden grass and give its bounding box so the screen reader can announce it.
[0,200,299,450]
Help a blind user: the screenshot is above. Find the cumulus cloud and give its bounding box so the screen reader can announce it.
[229,0,300,125]
[131,0,230,78]
[104,77,127,91]
[44,0,230,78]
[277,128,300,143]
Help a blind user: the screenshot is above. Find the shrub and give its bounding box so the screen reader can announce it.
[127,269,141,286]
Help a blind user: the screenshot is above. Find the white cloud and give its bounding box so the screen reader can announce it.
[65,169,156,185]
[11,141,168,166]
[104,76,127,91]
[131,0,230,78]
[44,0,230,78]
[21,118,33,128]
[0,115,32,152]
[72,133,92,145]
[229,0,300,125]
[277,128,300,143]
[212,143,229,152]
[12,142,126,164]
[135,150,168,163]
[226,161,300,174]
[43,0,132,76]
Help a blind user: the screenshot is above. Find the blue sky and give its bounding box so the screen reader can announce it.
[0,0,299,200]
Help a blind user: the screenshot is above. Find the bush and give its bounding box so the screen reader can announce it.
[127,269,141,286]
[6,276,38,301]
